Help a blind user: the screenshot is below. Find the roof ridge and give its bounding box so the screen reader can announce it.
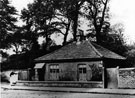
[87,40,103,58]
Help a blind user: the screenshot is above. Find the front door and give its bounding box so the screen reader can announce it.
[78,64,87,81]
[49,65,59,80]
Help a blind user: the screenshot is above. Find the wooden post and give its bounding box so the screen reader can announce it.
[117,66,119,88]
[27,69,29,81]
[35,69,38,81]
[103,62,107,88]
[102,67,105,88]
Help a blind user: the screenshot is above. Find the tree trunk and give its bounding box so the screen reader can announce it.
[73,2,79,41]
[63,20,71,45]
[95,28,102,44]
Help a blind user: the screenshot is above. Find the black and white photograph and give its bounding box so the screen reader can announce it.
[0,0,135,98]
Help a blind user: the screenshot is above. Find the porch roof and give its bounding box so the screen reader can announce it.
[35,40,125,61]
[34,63,45,69]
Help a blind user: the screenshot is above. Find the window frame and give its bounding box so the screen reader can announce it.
[49,64,59,73]
[78,64,87,74]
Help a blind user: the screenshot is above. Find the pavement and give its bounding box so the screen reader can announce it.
[1,83,135,95]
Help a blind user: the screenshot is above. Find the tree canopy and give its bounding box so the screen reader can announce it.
[0,0,17,49]
[1,0,134,70]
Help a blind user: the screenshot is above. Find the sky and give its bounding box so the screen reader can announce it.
[10,0,135,45]
[109,0,135,44]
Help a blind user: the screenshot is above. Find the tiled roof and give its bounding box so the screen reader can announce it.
[35,40,125,61]
[91,42,125,60]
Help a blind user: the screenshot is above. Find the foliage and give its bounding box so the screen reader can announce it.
[85,0,110,44]
[0,50,9,58]
[99,23,128,55]
[90,64,102,81]
[0,0,17,49]
[125,48,135,67]
[20,0,61,50]
[1,0,131,70]
[0,72,10,83]
[54,0,86,42]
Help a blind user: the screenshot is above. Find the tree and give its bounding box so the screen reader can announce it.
[85,0,110,44]
[108,23,127,55]
[0,0,17,49]
[125,44,135,67]
[95,23,127,55]
[125,49,135,67]
[54,0,86,42]
[52,12,72,45]
[70,0,85,41]
[9,29,25,54]
[21,0,60,50]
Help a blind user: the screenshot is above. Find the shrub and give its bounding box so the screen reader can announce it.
[0,72,10,83]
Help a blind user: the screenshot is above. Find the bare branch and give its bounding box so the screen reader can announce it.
[101,0,105,4]
[88,6,94,18]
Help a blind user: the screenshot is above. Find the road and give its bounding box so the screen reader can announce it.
[1,89,135,98]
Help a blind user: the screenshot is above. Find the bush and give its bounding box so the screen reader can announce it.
[0,72,10,83]
[90,64,102,81]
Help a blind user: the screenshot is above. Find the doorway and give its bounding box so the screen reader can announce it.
[78,64,87,81]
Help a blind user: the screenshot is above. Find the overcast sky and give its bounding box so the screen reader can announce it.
[10,0,135,45]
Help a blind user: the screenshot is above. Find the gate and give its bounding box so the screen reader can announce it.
[106,67,119,88]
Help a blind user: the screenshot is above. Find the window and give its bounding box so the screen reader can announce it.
[49,64,59,80]
[50,65,59,73]
[78,64,86,74]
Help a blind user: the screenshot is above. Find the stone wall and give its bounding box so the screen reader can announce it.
[16,81,103,88]
[118,68,135,88]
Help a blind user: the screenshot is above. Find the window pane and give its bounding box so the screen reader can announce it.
[83,68,86,73]
[56,69,59,73]
[53,69,55,73]
[50,65,59,73]
[50,66,53,69]
[79,64,86,68]
[50,69,53,73]
[79,68,82,73]
[53,65,56,69]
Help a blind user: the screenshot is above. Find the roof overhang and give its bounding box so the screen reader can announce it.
[34,58,103,63]
[34,63,45,69]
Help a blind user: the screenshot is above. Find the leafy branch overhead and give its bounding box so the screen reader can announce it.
[0,0,18,49]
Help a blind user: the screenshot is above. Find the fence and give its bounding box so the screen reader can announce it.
[18,69,35,81]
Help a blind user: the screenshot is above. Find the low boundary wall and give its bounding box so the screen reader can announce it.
[17,81,103,88]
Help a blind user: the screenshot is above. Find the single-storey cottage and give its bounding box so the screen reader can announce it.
[34,38,125,88]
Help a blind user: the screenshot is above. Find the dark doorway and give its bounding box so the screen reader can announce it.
[38,68,45,81]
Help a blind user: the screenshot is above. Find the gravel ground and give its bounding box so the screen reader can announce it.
[1,90,135,98]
